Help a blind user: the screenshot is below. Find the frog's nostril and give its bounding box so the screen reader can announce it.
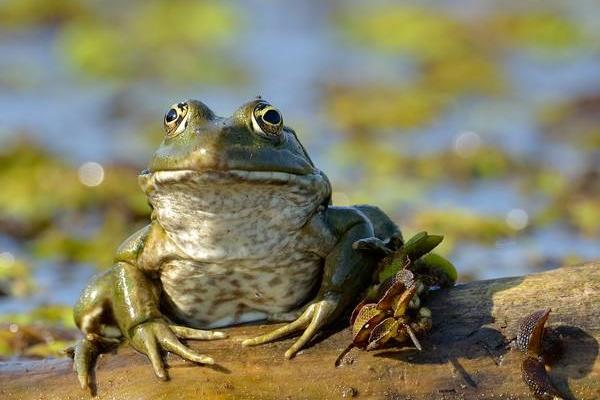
[165,108,178,123]
[263,109,281,125]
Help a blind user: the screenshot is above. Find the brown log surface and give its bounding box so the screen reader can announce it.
[1,262,599,400]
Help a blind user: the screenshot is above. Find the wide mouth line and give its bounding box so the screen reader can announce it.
[140,168,316,177]
[140,168,331,199]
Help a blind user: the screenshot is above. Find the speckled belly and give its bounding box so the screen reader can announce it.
[160,236,324,328]
[143,170,335,328]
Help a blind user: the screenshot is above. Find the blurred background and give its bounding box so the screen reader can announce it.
[0,0,599,358]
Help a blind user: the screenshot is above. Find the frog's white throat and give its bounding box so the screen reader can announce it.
[139,170,330,261]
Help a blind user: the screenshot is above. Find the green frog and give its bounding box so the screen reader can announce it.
[70,99,401,390]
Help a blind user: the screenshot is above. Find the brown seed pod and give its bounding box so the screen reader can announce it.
[516,309,565,400]
[351,280,423,351]
[351,304,386,348]
[376,270,415,304]
[339,240,443,364]
[517,308,551,355]
[377,271,415,311]
[521,356,565,400]
[349,298,368,325]
[366,317,399,351]
[392,283,418,318]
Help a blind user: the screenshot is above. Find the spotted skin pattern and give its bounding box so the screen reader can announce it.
[144,170,336,328]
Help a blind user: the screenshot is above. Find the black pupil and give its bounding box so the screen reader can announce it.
[262,109,281,125]
[165,108,178,123]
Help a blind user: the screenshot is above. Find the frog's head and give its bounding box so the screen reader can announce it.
[148,99,316,175]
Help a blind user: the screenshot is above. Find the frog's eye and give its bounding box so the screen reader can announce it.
[252,102,283,137]
[165,108,178,123]
[163,102,189,137]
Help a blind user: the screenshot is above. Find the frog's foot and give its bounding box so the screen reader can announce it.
[241,295,339,359]
[352,237,393,255]
[169,324,228,340]
[130,320,226,381]
[66,334,121,392]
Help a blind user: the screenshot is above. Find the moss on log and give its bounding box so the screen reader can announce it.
[1,262,599,399]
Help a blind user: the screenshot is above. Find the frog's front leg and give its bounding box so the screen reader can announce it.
[113,262,223,377]
[71,261,225,390]
[242,206,384,358]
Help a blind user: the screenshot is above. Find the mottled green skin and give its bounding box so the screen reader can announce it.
[72,99,400,387]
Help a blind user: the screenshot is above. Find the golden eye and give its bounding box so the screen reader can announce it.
[163,102,189,136]
[252,102,283,137]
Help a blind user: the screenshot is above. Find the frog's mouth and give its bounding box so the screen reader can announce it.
[140,168,322,184]
[138,169,331,199]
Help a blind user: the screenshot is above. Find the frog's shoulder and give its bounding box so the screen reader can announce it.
[114,224,152,264]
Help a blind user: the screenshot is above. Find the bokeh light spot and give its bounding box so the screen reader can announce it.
[505,208,529,230]
[454,131,482,158]
[78,162,105,187]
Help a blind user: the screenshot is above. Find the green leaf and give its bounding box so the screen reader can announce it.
[412,253,457,287]
[403,232,444,260]
[377,255,408,283]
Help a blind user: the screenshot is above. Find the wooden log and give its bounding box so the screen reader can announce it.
[0,262,599,399]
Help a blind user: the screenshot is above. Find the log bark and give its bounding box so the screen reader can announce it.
[1,262,599,400]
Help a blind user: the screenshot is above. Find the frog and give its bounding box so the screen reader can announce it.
[69,98,402,390]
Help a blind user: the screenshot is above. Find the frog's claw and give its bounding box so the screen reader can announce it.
[352,237,393,255]
[68,337,98,391]
[66,334,120,392]
[130,320,218,381]
[241,297,338,359]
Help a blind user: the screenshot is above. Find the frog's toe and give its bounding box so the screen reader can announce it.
[283,299,336,359]
[130,324,168,380]
[131,320,215,382]
[241,312,310,347]
[72,338,99,391]
[169,325,228,340]
[352,237,393,255]
[242,297,338,359]
[160,333,215,365]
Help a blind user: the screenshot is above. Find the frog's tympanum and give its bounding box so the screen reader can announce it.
[69,99,408,389]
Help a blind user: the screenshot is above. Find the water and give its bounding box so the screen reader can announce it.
[0,0,599,316]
